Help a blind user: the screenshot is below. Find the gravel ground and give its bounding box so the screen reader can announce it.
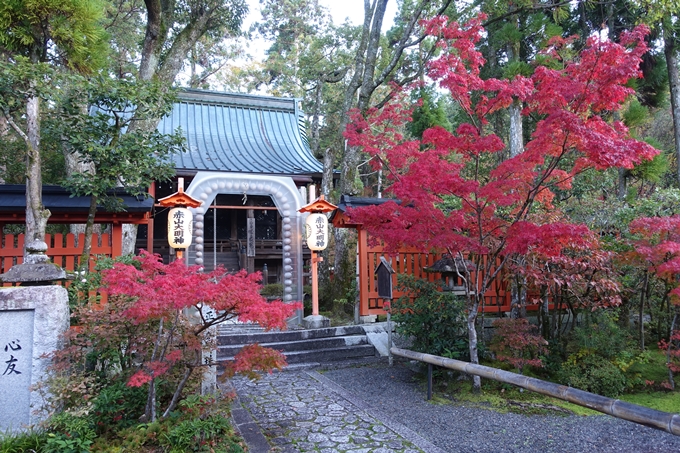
[319,361,680,453]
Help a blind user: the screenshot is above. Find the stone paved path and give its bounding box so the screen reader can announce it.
[230,369,446,453]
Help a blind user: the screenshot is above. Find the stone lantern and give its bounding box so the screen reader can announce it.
[424,254,476,295]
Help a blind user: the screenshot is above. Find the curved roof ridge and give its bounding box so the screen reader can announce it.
[161,89,323,176]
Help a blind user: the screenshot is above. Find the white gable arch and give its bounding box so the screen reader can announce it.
[185,171,304,313]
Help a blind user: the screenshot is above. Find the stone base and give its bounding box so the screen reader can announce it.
[359,315,378,324]
[302,315,330,329]
[0,262,68,284]
[363,327,389,356]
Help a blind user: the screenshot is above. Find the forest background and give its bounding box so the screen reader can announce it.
[5,2,680,450]
[4,0,680,386]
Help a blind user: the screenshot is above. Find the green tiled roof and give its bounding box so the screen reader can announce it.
[159,89,323,176]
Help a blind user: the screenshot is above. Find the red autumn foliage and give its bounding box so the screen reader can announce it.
[343,15,657,388]
[513,227,621,310]
[103,250,296,330]
[489,318,548,374]
[629,216,680,382]
[629,216,680,302]
[97,251,300,419]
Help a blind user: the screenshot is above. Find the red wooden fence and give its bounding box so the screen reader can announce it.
[1,233,115,302]
[358,229,545,317]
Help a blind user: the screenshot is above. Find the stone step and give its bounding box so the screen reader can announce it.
[282,344,377,364]
[188,250,240,272]
[219,342,377,365]
[217,334,371,358]
[217,325,366,346]
[217,324,386,366]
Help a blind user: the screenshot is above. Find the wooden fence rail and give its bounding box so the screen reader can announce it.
[1,233,114,303]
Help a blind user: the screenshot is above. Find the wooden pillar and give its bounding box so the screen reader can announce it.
[146,181,155,253]
[246,204,255,274]
[111,223,123,258]
[357,227,369,316]
[230,211,237,241]
[309,252,324,317]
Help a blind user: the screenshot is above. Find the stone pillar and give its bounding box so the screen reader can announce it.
[0,286,69,432]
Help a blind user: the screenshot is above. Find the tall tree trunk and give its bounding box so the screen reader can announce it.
[506,13,527,315]
[79,196,98,271]
[506,10,523,158]
[310,82,322,155]
[507,45,528,318]
[25,93,50,258]
[467,295,482,393]
[2,91,50,258]
[667,309,678,390]
[0,115,8,185]
[617,167,627,199]
[321,148,334,197]
[639,271,648,350]
[332,0,377,285]
[65,115,99,243]
[664,30,680,186]
[508,100,523,157]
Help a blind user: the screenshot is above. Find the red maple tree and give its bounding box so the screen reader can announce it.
[345,15,657,391]
[629,216,680,388]
[100,251,300,420]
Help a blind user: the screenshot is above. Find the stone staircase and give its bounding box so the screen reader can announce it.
[188,249,240,272]
[217,323,388,368]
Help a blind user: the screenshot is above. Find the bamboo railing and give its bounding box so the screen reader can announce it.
[391,347,680,437]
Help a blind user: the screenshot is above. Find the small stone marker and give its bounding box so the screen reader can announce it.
[0,286,69,432]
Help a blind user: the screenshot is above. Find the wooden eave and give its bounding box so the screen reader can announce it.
[299,195,338,214]
[0,211,150,224]
[157,188,203,208]
[330,210,361,229]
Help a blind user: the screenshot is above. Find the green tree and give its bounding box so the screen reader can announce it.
[0,0,107,258]
[409,86,452,139]
[60,77,183,269]
[118,0,249,255]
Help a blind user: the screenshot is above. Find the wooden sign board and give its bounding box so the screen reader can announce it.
[376,256,396,300]
[247,218,255,257]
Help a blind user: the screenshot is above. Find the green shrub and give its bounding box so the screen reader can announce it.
[44,412,96,453]
[91,381,147,434]
[558,352,628,397]
[569,309,634,360]
[556,309,643,397]
[260,283,283,298]
[392,275,468,359]
[161,416,243,453]
[0,430,47,453]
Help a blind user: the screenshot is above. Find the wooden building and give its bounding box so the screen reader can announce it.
[140,89,323,305]
[0,184,153,276]
[1,90,323,309]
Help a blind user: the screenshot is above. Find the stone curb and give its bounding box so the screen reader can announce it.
[231,392,272,453]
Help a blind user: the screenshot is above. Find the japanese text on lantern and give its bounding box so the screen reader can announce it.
[314,216,326,248]
[168,207,193,249]
[305,213,328,251]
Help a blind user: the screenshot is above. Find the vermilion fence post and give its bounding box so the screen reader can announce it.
[1,233,116,306]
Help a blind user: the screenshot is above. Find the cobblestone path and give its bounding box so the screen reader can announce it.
[230,369,445,453]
